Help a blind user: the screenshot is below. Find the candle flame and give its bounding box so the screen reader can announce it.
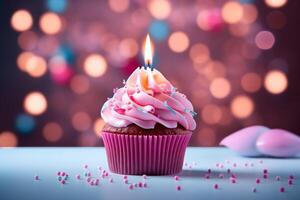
[144,34,153,67]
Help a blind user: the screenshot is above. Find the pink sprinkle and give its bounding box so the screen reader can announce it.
[101,174,105,178]
[105,172,109,176]
[259,160,263,164]
[95,179,99,185]
[109,178,113,183]
[87,177,92,182]
[214,184,218,189]
[76,175,81,180]
[84,164,88,169]
[123,175,128,179]
[174,176,179,181]
[288,179,293,185]
[142,174,147,179]
[34,175,39,181]
[138,182,143,188]
[57,172,61,176]
[280,187,285,193]
[208,168,211,173]
[227,169,231,173]
[90,181,94,186]
[205,174,210,179]
[231,174,236,179]
[233,163,237,167]
[61,172,66,176]
[276,176,281,181]
[256,178,260,184]
[216,163,220,167]
[124,179,129,184]
[230,178,236,184]
[129,184,134,190]
[219,174,224,179]
[289,175,294,180]
[143,183,147,188]
[87,172,91,177]
[252,187,257,193]
[263,174,268,179]
[220,164,224,168]
[176,185,181,191]
[263,169,268,174]
[61,180,66,185]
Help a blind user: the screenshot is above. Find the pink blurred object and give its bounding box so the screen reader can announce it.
[256,129,300,157]
[101,132,191,175]
[220,125,269,156]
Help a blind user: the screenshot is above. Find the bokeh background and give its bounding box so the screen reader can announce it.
[0,0,299,147]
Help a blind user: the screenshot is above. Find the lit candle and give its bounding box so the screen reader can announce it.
[143,34,154,70]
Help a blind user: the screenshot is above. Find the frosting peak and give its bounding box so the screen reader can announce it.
[101,67,196,131]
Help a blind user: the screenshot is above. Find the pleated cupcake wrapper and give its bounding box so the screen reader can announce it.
[101,132,192,175]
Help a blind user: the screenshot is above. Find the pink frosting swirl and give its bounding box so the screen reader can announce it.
[101,67,196,131]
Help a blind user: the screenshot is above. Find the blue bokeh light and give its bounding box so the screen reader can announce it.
[15,114,36,134]
[149,20,170,41]
[55,44,75,64]
[46,0,68,13]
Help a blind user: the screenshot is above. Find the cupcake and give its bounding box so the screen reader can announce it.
[100,67,196,175]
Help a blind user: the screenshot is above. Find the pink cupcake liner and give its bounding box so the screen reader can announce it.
[101,132,192,175]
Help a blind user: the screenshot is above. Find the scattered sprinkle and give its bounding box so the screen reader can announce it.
[143,183,147,188]
[280,187,285,193]
[124,179,129,184]
[174,176,179,181]
[219,174,224,179]
[76,174,81,180]
[34,175,39,181]
[214,184,219,189]
[142,174,147,179]
[263,174,268,179]
[176,185,181,191]
[205,174,210,179]
[138,182,143,188]
[252,187,257,193]
[276,176,281,181]
[263,169,268,174]
[289,175,294,180]
[288,179,293,185]
[256,178,260,184]
[109,178,113,183]
[129,184,134,190]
